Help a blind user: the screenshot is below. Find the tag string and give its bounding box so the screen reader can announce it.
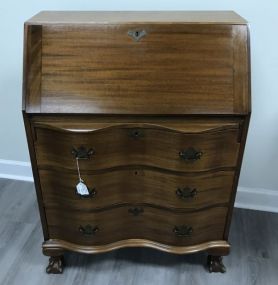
[76,158,82,182]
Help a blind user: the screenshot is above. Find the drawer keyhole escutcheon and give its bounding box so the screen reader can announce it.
[173,225,193,237]
[72,147,94,159]
[79,225,99,236]
[176,187,197,200]
[128,29,147,41]
[128,129,144,139]
[179,147,203,162]
[128,207,144,216]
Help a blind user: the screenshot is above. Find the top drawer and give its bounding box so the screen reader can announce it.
[23,23,250,114]
[33,119,241,172]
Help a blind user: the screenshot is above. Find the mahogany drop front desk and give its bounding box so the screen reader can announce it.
[23,11,251,274]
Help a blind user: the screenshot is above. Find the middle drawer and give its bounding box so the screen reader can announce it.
[40,169,234,211]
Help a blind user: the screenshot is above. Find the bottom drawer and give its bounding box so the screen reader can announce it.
[46,206,227,246]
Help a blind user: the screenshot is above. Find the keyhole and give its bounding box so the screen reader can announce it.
[134,171,138,175]
[135,31,139,37]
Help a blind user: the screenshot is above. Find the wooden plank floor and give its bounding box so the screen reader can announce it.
[0,178,277,285]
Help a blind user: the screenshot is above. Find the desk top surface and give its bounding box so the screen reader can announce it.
[26,11,247,25]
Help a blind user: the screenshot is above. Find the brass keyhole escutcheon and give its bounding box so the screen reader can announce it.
[128,29,147,42]
[71,146,94,159]
[128,207,144,216]
[128,128,144,139]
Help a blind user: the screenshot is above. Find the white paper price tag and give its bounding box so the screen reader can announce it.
[76,181,90,196]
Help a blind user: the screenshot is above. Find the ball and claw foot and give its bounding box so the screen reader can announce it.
[207,255,226,273]
[46,256,64,274]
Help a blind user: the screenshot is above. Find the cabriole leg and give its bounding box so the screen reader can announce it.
[46,255,64,274]
[207,255,226,273]
[43,245,65,274]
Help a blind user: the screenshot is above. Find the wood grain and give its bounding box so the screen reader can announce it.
[39,24,246,114]
[23,112,49,239]
[40,169,234,211]
[34,122,240,172]
[224,114,251,239]
[45,206,228,246]
[23,25,42,113]
[22,11,251,272]
[23,12,250,115]
[43,239,230,255]
[1,180,278,285]
[31,115,243,134]
[26,11,248,25]
[233,25,250,113]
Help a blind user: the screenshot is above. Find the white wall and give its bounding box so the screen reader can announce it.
[0,1,278,192]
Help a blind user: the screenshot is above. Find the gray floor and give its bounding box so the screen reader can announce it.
[0,179,277,285]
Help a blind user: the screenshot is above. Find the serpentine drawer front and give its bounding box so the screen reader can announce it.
[39,169,235,211]
[45,206,228,246]
[34,122,240,172]
[23,11,251,274]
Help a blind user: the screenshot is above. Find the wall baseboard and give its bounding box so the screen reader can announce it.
[235,186,278,213]
[0,159,278,213]
[0,159,33,182]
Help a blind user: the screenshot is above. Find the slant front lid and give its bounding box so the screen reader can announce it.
[23,11,250,114]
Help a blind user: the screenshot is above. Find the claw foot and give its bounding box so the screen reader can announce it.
[46,256,64,274]
[207,255,226,273]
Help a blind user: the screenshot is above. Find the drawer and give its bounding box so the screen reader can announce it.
[46,206,227,246]
[40,169,234,210]
[34,123,240,172]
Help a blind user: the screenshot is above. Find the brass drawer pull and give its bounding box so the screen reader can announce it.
[72,147,94,159]
[128,29,147,42]
[128,207,144,216]
[76,187,97,199]
[179,147,203,161]
[176,187,197,200]
[173,225,193,237]
[79,225,99,236]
